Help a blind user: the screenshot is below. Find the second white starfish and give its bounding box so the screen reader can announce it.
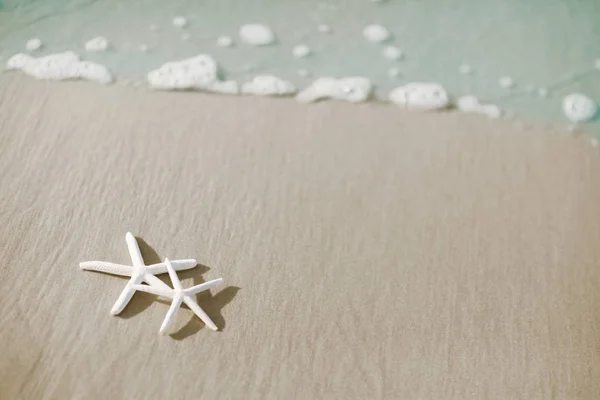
[133,257,223,334]
[79,232,197,315]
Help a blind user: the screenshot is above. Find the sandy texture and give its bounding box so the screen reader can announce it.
[1,75,600,399]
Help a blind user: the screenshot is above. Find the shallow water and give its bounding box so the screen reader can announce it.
[0,0,599,132]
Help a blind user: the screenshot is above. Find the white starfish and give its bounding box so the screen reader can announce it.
[132,257,223,334]
[79,232,197,315]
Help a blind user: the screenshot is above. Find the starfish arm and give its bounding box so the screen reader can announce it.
[131,284,173,298]
[164,258,183,291]
[79,261,133,277]
[159,296,183,335]
[146,259,197,275]
[110,276,143,315]
[143,273,174,293]
[125,232,145,268]
[184,278,224,296]
[183,296,218,331]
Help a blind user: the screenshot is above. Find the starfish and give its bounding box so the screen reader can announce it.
[132,257,223,334]
[79,232,197,315]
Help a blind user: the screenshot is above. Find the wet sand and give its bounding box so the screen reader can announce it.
[1,75,600,399]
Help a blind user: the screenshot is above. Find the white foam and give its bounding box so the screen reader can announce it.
[139,44,149,53]
[172,16,188,28]
[147,54,238,94]
[149,24,158,32]
[292,44,311,58]
[296,77,372,103]
[181,33,191,41]
[388,82,450,111]
[6,51,113,84]
[242,75,296,96]
[216,36,234,47]
[459,64,472,75]
[538,87,548,97]
[318,24,331,34]
[85,37,109,53]
[239,24,275,46]
[363,24,391,43]
[562,93,597,123]
[387,67,400,78]
[297,68,311,77]
[26,38,43,52]
[594,59,600,69]
[499,76,514,89]
[382,46,402,61]
[456,95,501,119]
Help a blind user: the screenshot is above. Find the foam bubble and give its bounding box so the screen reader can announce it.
[297,68,311,77]
[172,16,188,28]
[499,76,514,89]
[242,75,296,96]
[456,95,502,119]
[292,45,311,58]
[85,37,109,53]
[382,46,402,61]
[6,51,113,84]
[147,54,238,94]
[537,87,548,97]
[216,36,234,47]
[594,59,600,69]
[181,33,191,41]
[562,93,597,123]
[139,44,149,53]
[26,38,43,52]
[239,24,276,46]
[459,64,472,75]
[318,24,331,34]
[388,82,450,111]
[387,67,400,78]
[296,77,372,103]
[363,24,391,43]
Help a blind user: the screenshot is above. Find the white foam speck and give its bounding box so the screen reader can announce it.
[85,37,109,53]
[296,77,372,103]
[562,93,597,123]
[181,33,191,41]
[388,82,450,111]
[594,59,600,69]
[297,68,311,77]
[239,24,276,46]
[147,54,238,94]
[382,46,402,61]
[499,76,514,89]
[387,67,400,78]
[293,44,311,58]
[26,38,43,52]
[318,24,331,34]
[6,51,113,84]
[149,24,158,32]
[457,95,502,119]
[216,36,234,47]
[172,16,188,28]
[459,64,472,75]
[538,87,548,97]
[139,44,149,53]
[363,24,391,43]
[242,75,296,96]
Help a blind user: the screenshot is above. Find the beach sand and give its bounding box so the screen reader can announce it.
[1,75,600,399]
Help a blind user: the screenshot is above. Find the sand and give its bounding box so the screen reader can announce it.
[1,74,600,399]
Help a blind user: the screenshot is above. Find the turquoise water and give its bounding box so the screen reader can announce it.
[0,0,599,132]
